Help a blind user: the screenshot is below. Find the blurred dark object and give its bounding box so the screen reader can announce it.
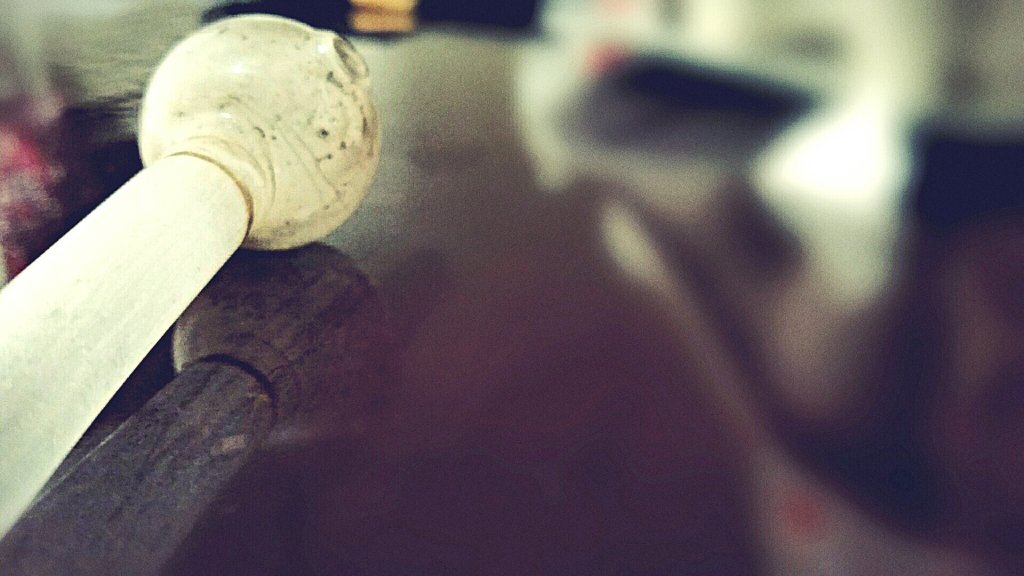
[418,0,539,29]
[913,133,1024,231]
[613,58,812,119]
[205,0,541,33]
[581,57,813,155]
[926,214,1024,569]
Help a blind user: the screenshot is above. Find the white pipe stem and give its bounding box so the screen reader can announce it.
[0,154,248,537]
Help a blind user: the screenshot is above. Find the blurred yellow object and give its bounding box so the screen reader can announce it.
[349,7,417,33]
[351,0,418,14]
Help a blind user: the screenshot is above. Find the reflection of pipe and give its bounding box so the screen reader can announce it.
[173,245,388,424]
[1,362,273,576]
[0,246,388,575]
[600,198,768,451]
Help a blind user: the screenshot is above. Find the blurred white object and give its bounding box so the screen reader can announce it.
[537,0,945,105]
[521,0,944,255]
[516,0,1024,427]
[753,95,913,307]
[519,0,1022,254]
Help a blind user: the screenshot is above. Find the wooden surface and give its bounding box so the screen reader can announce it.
[173,246,388,424]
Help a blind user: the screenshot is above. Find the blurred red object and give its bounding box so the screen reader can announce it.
[0,114,65,279]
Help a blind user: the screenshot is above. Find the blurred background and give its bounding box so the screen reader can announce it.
[1,0,1023,574]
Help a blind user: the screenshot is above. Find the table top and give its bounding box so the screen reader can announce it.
[7,2,1024,574]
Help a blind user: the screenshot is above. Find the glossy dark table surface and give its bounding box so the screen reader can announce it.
[4,2,1024,574]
